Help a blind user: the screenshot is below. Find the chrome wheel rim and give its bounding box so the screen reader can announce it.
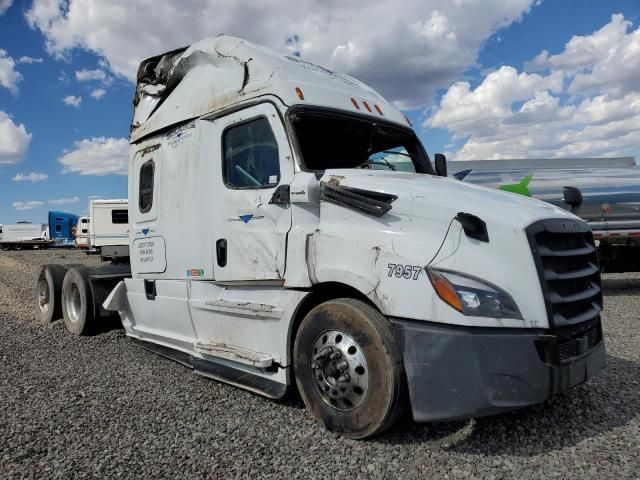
[311,329,369,411]
[37,275,50,314]
[66,283,82,323]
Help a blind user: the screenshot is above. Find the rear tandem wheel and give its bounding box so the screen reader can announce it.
[34,264,68,323]
[61,265,95,336]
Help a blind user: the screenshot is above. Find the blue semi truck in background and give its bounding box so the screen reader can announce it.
[47,211,79,247]
[0,211,79,250]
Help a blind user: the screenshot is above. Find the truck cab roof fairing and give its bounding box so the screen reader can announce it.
[130,35,407,143]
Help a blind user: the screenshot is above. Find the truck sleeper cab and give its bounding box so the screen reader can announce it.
[39,36,605,439]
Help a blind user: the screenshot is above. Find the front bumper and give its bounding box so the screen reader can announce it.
[392,318,606,422]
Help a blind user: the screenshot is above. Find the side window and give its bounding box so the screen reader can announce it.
[55,224,62,233]
[139,160,155,213]
[223,117,280,189]
[111,209,128,224]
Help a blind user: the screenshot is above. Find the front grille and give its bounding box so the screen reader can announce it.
[527,219,604,363]
[555,317,603,361]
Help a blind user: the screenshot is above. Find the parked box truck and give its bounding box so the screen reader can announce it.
[35,36,605,439]
[0,222,49,250]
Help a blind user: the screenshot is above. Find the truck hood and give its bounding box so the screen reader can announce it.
[311,169,579,328]
[320,169,574,230]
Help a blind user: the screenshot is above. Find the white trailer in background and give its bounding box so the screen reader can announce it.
[0,223,50,250]
[75,216,90,249]
[88,199,129,260]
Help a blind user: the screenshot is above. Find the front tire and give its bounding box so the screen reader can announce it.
[293,298,405,439]
[61,266,95,335]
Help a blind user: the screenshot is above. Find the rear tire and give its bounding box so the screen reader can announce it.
[34,264,67,323]
[1,244,11,251]
[293,298,405,439]
[61,266,95,335]
[14,244,23,251]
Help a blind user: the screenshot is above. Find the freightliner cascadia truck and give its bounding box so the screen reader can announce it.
[34,36,606,439]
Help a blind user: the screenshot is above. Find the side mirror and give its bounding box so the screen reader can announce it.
[434,153,447,177]
[563,186,583,212]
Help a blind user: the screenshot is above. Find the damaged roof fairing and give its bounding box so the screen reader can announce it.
[130,35,406,143]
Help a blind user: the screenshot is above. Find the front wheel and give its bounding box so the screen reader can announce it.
[293,298,405,439]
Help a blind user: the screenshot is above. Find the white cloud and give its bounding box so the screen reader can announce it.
[12,172,48,182]
[0,0,12,15]
[0,111,32,164]
[48,196,80,205]
[75,68,106,82]
[90,87,106,99]
[59,137,128,175]
[62,94,82,107]
[0,49,22,94]
[13,200,45,211]
[428,66,563,139]
[525,14,639,97]
[17,55,44,64]
[426,14,640,161]
[25,0,537,108]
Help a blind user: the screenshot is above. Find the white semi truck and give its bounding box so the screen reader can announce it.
[34,36,606,439]
[1,222,49,250]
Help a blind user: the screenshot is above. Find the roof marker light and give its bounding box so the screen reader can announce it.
[374,104,384,115]
[350,98,360,109]
[295,87,305,100]
[362,101,372,112]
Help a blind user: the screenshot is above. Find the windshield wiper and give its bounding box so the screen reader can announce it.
[356,158,397,171]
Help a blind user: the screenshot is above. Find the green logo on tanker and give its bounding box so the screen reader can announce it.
[499,174,533,197]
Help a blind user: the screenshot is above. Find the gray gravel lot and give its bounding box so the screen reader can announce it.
[0,250,639,479]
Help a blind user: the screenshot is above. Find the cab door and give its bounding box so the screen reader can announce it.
[206,103,294,281]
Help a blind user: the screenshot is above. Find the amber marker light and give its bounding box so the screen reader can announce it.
[362,100,372,112]
[374,104,384,115]
[295,87,305,100]
[351,97,360,109]
[427,270,463,313]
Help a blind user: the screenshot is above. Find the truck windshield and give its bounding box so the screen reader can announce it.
[289,109,434,174]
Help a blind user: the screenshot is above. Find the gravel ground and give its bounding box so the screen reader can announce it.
[0,250,639,479]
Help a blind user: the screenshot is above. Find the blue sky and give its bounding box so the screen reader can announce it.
[1,0,639,223]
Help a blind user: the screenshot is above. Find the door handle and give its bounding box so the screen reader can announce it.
[144,280,156,300]
[216,238,227,267]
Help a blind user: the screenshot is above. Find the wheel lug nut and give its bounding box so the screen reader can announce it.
[311,362,320,369]
[337,374,350,383]
[329,351,341,360]
[337,361,348,371]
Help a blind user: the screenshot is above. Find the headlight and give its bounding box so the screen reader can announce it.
[427,269,522,319]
